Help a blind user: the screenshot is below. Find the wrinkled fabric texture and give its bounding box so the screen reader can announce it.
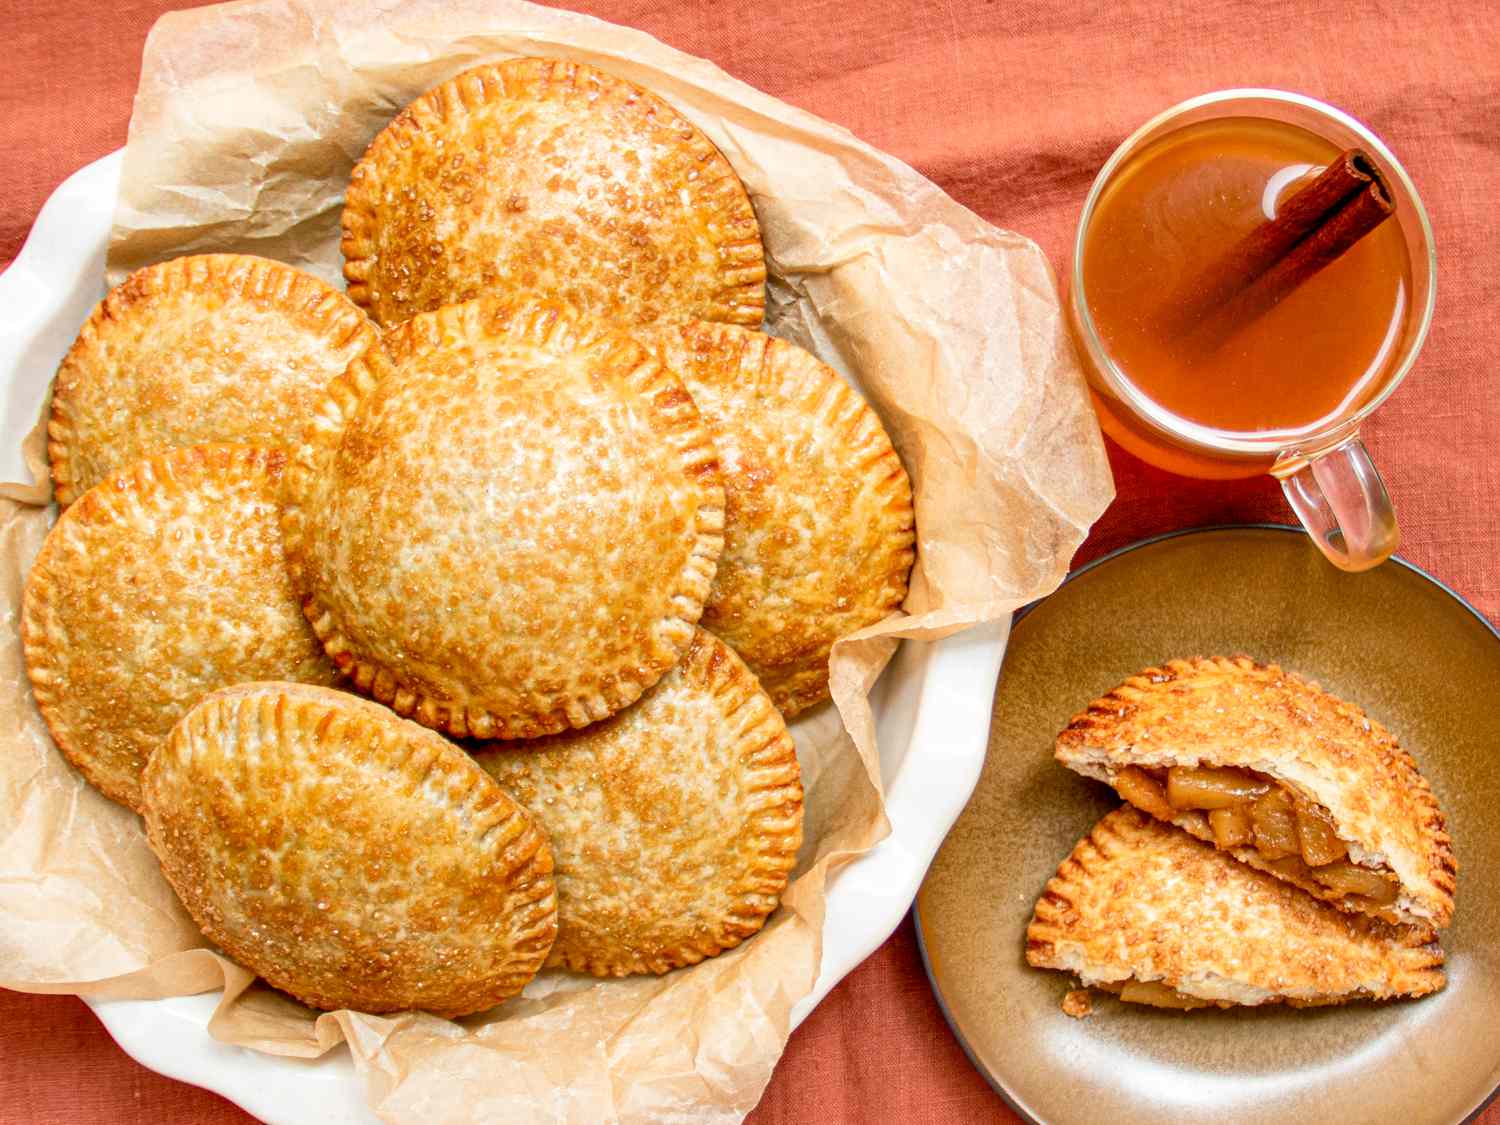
[3,0,1498,1122]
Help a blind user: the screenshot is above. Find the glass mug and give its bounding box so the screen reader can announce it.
[1068,89,1436,572]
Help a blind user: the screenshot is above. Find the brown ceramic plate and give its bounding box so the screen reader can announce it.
[916,525,1500,1125]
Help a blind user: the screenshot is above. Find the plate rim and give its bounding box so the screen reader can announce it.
[913,521,1500,1125]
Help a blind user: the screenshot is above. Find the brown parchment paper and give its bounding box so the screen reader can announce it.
[0,1,1113,1121]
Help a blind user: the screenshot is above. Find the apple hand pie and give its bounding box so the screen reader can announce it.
[280,297,724,740]
[142,682,557,1018]
[342,58,766,329]
[472,629,803,977]
[1027,807,1446,1009]
[21,445,339,810]
[48,254,376,506]
[637,321,915,717]
[1055,656,1456,932]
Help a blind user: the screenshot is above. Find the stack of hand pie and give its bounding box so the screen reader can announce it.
[1027,657,1457,1011]
[21,58,916,1016]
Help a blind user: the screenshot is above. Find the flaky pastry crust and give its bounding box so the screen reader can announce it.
[280,297,724,739]
[21,445,339,810]
[142,682,556,1016]
[1026,807,1445,1007]
[342,57,766,329]
[1055,656,1456,930]
[637,321,914,716]
[473,629,803,977]
[48,254,376,506]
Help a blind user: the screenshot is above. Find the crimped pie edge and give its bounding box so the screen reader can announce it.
[280,297,726,739]
[340,56,766,329]
[21,443,317,811]
[639,319,916,717]
[475,628,803,977]
[141,680,558,1017]
[47,253,377,507]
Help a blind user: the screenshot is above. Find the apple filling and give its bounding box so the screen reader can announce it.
[1114,765,1399,908]
[1098,979,1214,1010]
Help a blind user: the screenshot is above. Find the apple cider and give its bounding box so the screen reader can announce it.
[1077,117,1412,478]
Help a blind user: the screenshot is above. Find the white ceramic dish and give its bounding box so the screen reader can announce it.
[0,151,1010,1123]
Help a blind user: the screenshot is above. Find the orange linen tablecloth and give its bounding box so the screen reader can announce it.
[3,1,1498,1122]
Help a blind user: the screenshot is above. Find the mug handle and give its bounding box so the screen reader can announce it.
[1277,436,1399,572]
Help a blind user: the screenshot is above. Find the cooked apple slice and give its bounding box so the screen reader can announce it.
[1314,862,1400,906]
[1054,656,1456,931]
[1118,979,1215,1010]
[1207,804,1254,848]
[1113,766,1174,822]
[1166,765,1270,810]
[1294,797,1348,866]
[1250,788,1299,859]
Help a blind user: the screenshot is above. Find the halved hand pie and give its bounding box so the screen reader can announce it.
[280,297,724,739]
[342,57,765,329]
[1026,807,1446,1009]
[637,321,914,717]
[21,445,339,810]
[472,629,803,977]
[1055,656,1456,931]
[48,254,376,506]
[142,683,557,1017]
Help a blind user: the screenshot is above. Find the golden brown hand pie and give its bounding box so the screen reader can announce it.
[341,57,765,329]
[1026,807,1446,1009]
[636,321,914,717]
[21,445,339,810]
[48,254,376,506]
[1055,656,1456,931]
[472,629,803,977]
[281,297,724,740]
[142,682,557,1016]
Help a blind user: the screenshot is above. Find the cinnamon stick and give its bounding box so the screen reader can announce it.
[1167,148,1395,352]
